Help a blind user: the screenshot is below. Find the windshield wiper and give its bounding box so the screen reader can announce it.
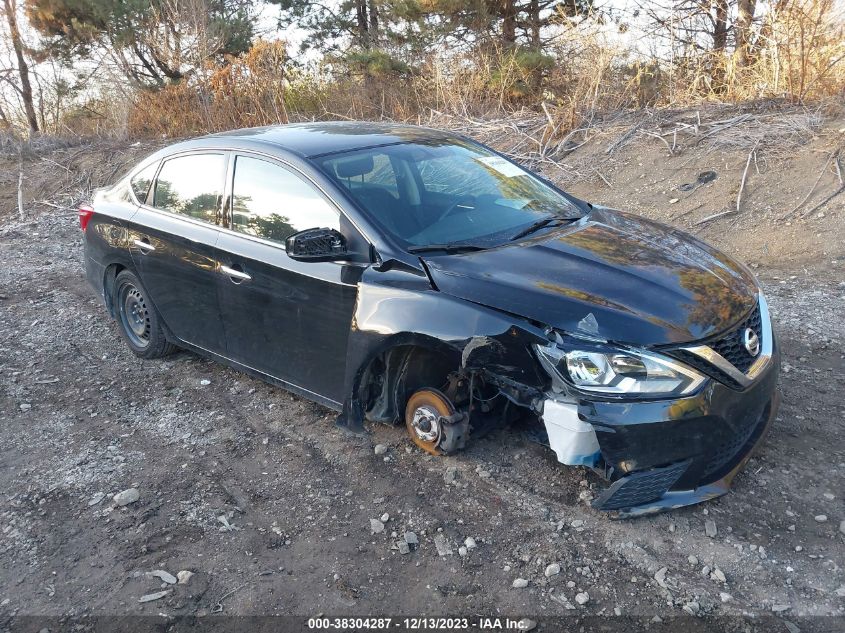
[407,243,489,254]
[509,217,559,241]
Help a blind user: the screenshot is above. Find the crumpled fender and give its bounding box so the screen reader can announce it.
[336,265,549,431]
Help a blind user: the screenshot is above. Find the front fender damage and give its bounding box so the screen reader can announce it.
[334,267,549,439]
[334,267,603,470]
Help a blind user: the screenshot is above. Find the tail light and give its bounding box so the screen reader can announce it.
[78,205,94,231]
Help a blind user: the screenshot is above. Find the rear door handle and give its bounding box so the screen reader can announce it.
[220,264,252,282]
[133,238,155,252]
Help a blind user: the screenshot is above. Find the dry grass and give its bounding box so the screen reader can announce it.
[24,0,836,141]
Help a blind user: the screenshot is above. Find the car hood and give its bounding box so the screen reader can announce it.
[421,208,758,346]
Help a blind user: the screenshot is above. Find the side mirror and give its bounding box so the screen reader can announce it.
[285,227,347,261]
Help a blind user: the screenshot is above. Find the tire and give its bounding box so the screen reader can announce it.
[113,270,176,359]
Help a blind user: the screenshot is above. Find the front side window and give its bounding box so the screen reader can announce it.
[130,162,159,204]
[230,155,339,244]
[316,140,583,249]
[154,153,226,224]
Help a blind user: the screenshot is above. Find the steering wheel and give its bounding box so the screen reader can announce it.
[435,196,476,223]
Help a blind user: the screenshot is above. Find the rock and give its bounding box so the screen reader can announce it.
[688,555,699,566]
[380,512,389,523]
[458,546,468,557]
[614,607,622,616]
[113,488,140,506]
[839,520,845,535]
[150,570,177,584]
[712,568,726,583]
[544,563,561,577]
[570,519,584,528]
[683,601,700,615]
[512,578,529,589]
[374,444,388,455]
[814,514,828,523]
[404,532,418,547]
[574,592,590,605]
[370,519,385,534]
[704,519,717,538]
[823,492,835,500]
[398,541,410,555]
[88,492,106,506]
[549,591,575,609]
[199,379,211,386]
[701,565,711,577]
[835,586,845,598]
[138,590,170,603]
[517,618,536,631]
[771,604,790,613]
[654,567,668,588]
[177,570,194,585]
[720,592,732,602]
[669,198,679,204]
[433,533,452,557]
[19,403,31,411]
[444,466,459,485]
[464,537,477,550]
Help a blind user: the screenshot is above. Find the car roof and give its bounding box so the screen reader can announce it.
[201,121,456,158]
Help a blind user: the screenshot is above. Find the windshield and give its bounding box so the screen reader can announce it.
[314,139,584,250]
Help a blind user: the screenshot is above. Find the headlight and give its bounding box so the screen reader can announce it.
[534,341,706,396]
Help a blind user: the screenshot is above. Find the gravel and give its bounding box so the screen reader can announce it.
[1,132,843,619]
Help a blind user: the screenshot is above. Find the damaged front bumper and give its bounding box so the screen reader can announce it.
[538,340,780,517]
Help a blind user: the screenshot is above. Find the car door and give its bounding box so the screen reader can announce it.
[128,151,228,353]
[215,153,366,406]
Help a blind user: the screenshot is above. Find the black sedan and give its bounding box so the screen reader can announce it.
[80,122,779,516]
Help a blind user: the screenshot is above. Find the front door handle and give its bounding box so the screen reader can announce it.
[133,238,155,253]
[220,264,252,282]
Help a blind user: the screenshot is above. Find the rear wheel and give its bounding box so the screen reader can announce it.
[404,389,457,456]
[114,270,175,359]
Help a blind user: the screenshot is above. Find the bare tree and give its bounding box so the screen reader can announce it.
[734,0,757,66]
[1,0,38,132]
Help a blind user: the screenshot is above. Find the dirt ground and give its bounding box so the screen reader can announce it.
[1,105,844,631]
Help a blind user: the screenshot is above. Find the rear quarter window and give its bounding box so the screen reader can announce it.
[130,162,159,204]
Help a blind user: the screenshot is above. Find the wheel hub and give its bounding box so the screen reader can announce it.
[411,405,440,443]
[119,284,150,347]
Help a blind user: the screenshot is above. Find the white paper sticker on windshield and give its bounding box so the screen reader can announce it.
[474,156,528,178]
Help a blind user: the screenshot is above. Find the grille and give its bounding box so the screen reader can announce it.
[666,300,762,390]
[592,459,690,511]
[709,303,762,373]
[669,349,743,390]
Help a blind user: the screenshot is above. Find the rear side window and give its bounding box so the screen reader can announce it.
[130,162,158,204]
[230,155,339,244]
[154,153,226,224]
